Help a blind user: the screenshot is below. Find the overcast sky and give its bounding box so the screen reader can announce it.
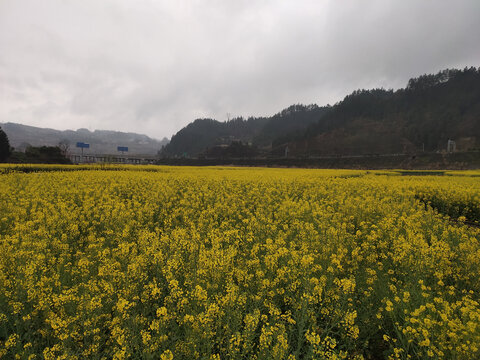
[1,0,479,139]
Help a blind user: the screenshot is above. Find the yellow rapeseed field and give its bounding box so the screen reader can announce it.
[1,166,480,359]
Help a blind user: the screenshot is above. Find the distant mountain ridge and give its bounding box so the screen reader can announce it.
[162,67,480,157]
[1,123,169,155]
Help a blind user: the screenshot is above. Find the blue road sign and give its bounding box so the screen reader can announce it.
[76,142,90,148]
[117,146,129,152]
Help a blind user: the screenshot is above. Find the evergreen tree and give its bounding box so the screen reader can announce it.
[0,126,11,162]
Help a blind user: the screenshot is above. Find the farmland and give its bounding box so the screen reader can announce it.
[1,166,480,359]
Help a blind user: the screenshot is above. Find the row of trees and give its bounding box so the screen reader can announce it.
[0,127,72,164]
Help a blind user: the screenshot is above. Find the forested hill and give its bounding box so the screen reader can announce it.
[162,117,267,157]
[162,104,330,157]
[286,67,480,156]
[162,67,480,157]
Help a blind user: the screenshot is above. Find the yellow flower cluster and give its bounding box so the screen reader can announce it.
[415,176,480,224]
[0,165,479,359]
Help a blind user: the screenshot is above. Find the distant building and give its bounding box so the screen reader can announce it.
[447,139,456,153]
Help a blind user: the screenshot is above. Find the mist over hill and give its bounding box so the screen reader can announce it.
[1,123,169,156]
[161,67,480,158]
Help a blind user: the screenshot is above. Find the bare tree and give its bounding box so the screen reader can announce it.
[58,139,70,156]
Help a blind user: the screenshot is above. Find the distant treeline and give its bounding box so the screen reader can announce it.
[0,134,72,164]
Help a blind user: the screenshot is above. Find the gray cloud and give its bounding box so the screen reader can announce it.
[1,0,479,139]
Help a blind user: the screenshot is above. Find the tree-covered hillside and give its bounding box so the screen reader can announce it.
[163,67,480,158]
[161,117,267,157]
[162,105,330,157]
[288,67,480,156]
